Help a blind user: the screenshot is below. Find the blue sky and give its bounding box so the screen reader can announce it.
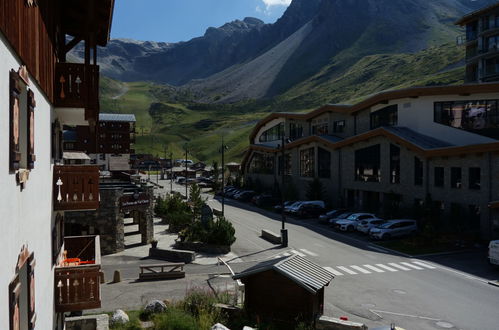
[111,0,291,43]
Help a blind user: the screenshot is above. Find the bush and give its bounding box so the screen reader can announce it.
[205,216,236,246]
[155,194,193,232]
[153,309,198,330]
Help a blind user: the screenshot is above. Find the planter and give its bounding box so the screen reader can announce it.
[174,241,231,254]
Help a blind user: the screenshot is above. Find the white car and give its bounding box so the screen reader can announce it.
[356,219,387,234]
[489,240,499,266]
[370,219,418,240]
[334,213,378,232]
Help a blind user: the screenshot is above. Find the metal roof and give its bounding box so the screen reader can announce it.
[99,113,136,122]
[383,126,453,149]
[63,152,91,160]
[233,254,334,294]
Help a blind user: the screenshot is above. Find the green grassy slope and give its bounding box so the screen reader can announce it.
[99,42,465,163]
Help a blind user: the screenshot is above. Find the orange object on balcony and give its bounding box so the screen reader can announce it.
[53,165,100,211]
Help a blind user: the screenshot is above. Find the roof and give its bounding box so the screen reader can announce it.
[63,152,91,160]
[249,83,499,142]
[233,255,334,294]
[455,3,499,26]
[382,127,452,149]
[99,113,136,122]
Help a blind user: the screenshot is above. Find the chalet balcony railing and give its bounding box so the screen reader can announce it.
[54,63,100,121]
[55,236,101,312]
[53,165,100,211]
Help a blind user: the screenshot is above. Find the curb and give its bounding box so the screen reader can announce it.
[488,280,499,287]
[368,244,412,258]
[414,249,477,258]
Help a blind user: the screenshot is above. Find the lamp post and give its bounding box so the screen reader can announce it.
[184,144,189,200]
[219,136,229,216]
[280,135,288,247]
[170,151,173,194]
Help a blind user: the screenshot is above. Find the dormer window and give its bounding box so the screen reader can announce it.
[259,123,284,143]
[370,105,398,129]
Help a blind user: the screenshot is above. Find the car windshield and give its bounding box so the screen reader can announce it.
[337,212,351,218]
[379,222,395,229]
[346,214,358,220]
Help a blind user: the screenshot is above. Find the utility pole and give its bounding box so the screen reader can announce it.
[170,151,173,194]
[280,135,288,247]
[220,136,228,216]
[184,145,189,200]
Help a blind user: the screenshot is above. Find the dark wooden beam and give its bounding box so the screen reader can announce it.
[63,37,82,55]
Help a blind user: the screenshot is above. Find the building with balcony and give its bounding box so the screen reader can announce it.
[457,3,499,83]
[64,113,136,171]
[0,1,114,329]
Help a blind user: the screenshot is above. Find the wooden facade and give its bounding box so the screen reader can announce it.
[53,165,100,211]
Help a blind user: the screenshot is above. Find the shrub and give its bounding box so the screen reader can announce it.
[153,309,198,330]
[205,216,236,246]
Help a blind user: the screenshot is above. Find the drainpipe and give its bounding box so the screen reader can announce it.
[488,152,493,239]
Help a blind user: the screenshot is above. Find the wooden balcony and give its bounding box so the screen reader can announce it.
[54,63,100,121]
[53,165,100,211]
[55,236,101,313]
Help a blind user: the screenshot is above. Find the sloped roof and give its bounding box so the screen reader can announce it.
[99,113,136,122]
[63,152,91,160]
[455,3,499,26]
[382,127,452,149]
[233,255,334,294]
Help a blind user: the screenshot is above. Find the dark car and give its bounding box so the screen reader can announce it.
[296,204,327,219]
[274,201,296,213]
[235,190,256,202]
[255,194,280,207]
[319,209,347,224]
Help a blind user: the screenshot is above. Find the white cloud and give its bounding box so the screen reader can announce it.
[262,0,292,7]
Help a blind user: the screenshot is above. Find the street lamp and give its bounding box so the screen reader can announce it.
[184,143,189,200]
[280,135,288,247]
[219,136,229,216]
[170,151,173,194]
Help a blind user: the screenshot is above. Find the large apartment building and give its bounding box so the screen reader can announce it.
[457,3,499,83]
[243,7,499,241]
[0,1,114,329]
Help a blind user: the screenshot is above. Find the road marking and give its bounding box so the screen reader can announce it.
[412,261,437,269]
[389,263,411,271]
[369,309,441,321]
[299,248,318,256]
[363,264,385,273]
[350,265,372,274]
[376,264,398,272]
[337,266,358,275]
[324,267,343,276]
[401,262,424,270]
[290,250,306,257]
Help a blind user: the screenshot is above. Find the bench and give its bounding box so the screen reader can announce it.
[139,263,185,281]
[213,208,223,217]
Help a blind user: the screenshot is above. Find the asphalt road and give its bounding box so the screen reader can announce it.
[135,179,499,329]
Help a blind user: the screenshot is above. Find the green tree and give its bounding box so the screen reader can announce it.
[305,178,326,201]
[189,183,206,221]
[212,160,220,192]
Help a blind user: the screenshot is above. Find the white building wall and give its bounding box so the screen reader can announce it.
[370,93,499,145]
[0,32,55,330]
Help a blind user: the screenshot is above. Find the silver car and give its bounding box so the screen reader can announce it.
[370,219,418,240]
[356,219,387,234]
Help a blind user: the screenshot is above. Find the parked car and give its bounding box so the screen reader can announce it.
[235,190,256,202]
[369,219,418,240]
[288,201,325,215]
[489,240,499,266]
[284,201,305,214]
[295,203,327,218]
[254,194,280,207]
[356,219,387,234]
[319,209,347,224]
[328,212,354,226]
[226,189,241,198]
[176,176,186,184]
[274,201,295,213]
[335,213,379,232]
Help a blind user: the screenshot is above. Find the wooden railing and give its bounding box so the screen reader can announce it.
[54,236,101,312]
[53,165,100,211]
[54,63,100,121]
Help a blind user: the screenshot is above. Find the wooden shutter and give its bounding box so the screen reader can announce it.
[9,275,20,330]
[27,89,36,169]
[28,253,36,330]
[9,70,21,171]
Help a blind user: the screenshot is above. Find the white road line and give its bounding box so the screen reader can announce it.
[363,264,385,273]
[324,267,343,276]
[299,248,318,256]
[290,249,306,257]
[389,263,411,271]
[412,261,437,269]
[350,265,371,274]
[337,266,358,275]
[376,264,398,272]
[401,262,424,270]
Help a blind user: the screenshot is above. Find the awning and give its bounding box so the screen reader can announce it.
[63,152,91,161]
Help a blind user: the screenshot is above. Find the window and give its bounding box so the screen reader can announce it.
[9,247,36,330]
[249,153,274,174]
[312,123,329,135]
[434,167,444,187]
[451,167,462,189]
[414,157,423,186]
[390,144,400,184]
[370,105,398,129]
[300,148,315,177]
[434,100,499,138]
[469,167,481,190]
[485,57,499,78]
[277,154,292,176]
[289,123,303,140]
[355,145,381,182]
[259,123,284,143]
[318,147,331,178]
[333,120,345,133]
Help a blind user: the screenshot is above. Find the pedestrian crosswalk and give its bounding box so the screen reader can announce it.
[273,248,438,276]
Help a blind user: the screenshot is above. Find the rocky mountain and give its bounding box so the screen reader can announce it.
[73,0,496,102]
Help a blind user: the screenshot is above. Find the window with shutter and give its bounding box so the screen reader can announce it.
[27,253,36,329]
[27,90,36,169]
[10,70,21,171]
[9,275,20,330]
